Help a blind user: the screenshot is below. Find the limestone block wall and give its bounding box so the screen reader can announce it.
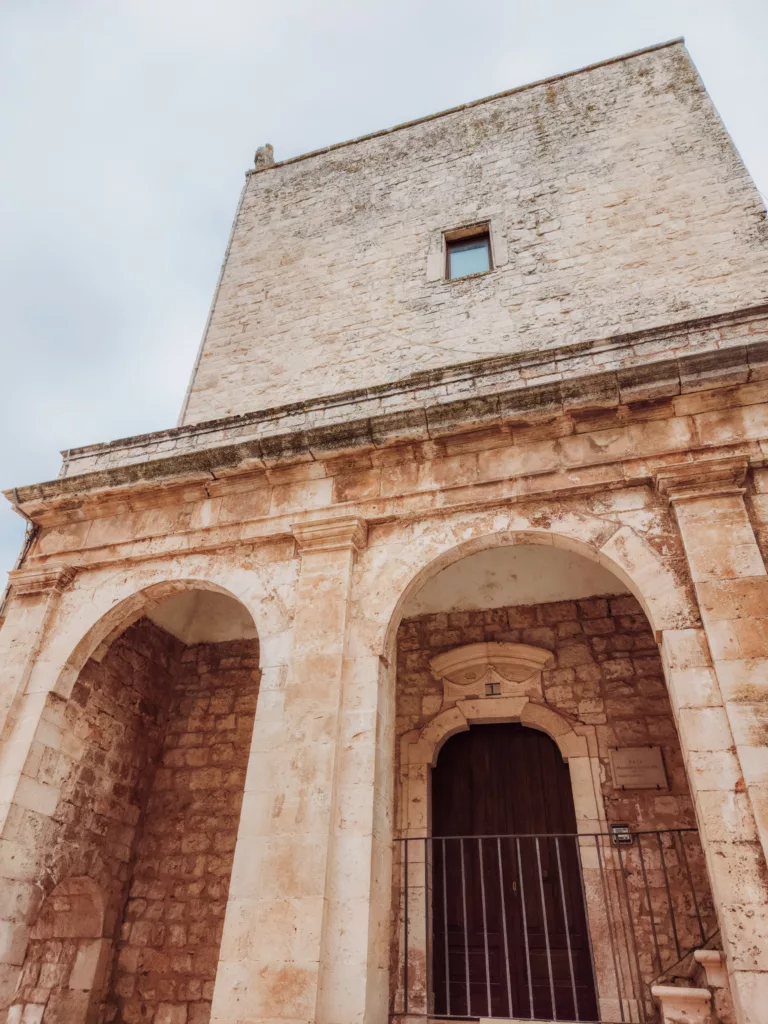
[182,41,768,424]
[106,638,259,1024]
[396,594,696,832]
[12,620,181,930]
[746,467,768,565]
[8,878,109,1024]
[7,620,181,1020]
[7,620,260,1024]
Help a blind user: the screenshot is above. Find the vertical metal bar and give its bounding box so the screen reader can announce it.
[535,836,557,1021]
[636,833,663,975]
[656,832,681,960]
[555,836,580,1021]
[516,836,534,1019]
[616,843,648,1023]
[497,837,514,1020]
[460,837,471,1017]
[425,837,432,1018]
[593,835,626,1019]
[404,839,409,1015]
[442,838,450,1018]
[576,835,617,1022]
[677,830,706,945]
[478,838,492,1017]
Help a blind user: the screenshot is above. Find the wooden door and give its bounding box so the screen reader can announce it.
[431,723,598,1021]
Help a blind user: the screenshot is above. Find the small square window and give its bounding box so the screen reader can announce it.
[446,230,491,279]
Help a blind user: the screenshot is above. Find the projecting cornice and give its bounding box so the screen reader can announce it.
[654,455,749,504]
[292,516,368,554]
[5,304,768,521]
[8,564,76,597]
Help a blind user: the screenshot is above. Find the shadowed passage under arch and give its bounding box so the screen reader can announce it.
[9,585,262,1024]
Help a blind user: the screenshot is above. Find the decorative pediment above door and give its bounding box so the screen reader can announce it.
[429,642,554,706]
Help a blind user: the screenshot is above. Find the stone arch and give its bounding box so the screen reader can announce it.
[382,513,717,1024]
[351,510,698,662]
[396,671,614,1020]
[399,684,605,839]
[3,572,268,1024]
[11,876,109,1024]
[50,575,265,700]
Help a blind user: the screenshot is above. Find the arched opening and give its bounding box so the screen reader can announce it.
[391,543,717,1023]
[9,585,261,1024]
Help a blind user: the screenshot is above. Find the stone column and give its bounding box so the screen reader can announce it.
[0,564,75,1009]
[656,458,768,1022]
[212,515,370,1024]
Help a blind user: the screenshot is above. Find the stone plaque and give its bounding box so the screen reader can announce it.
[609,746,668,790]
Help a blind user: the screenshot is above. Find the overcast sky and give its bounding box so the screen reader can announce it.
[1,0,767,578]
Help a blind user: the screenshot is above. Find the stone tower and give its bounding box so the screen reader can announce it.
[2,39,768,1024]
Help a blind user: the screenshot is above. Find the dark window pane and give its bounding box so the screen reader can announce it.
[448,234,491,279]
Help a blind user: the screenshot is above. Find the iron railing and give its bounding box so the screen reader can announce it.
[392,829,716,1023]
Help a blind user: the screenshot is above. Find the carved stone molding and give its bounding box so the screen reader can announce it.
[693,949,728,990]
[430,642,554,706]
[654,455,749,504]
[8,563,76,597]
[651,985,712,1024]
[292,515,368,554]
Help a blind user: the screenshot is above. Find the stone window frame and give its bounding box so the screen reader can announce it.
[395,643,638,1024]
[426,217,509,283]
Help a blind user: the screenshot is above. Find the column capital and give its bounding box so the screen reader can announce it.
[654,455,748,505]
[8,563,76,597]
[292,515,368,554]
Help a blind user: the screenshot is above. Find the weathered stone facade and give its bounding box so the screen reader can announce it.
[2,38,768,1024]
[396,595,695,831]
[178,40,768,425]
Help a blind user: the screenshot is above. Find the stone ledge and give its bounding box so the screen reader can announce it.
[5,308,768,513]
[59,303,768,469]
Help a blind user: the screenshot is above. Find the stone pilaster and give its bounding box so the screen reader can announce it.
[0,565,76,718]
[211,516,367,1024]
[0,563,75,1008]
[657,458,768,1021]
[0,564,75,812]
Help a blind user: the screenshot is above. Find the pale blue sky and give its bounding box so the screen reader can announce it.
[1,0,767,577]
